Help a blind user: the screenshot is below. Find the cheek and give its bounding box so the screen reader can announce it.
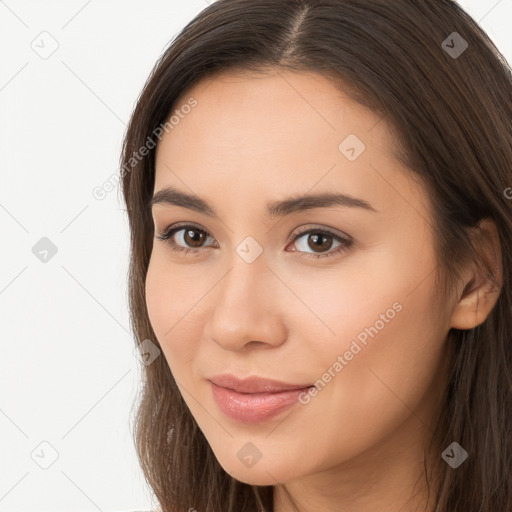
[287,226,441,370]
[322,301,446,466]
[285,266,430,405]
[286,247,447,446]
[144,255,203,371]
[145,256,171,340]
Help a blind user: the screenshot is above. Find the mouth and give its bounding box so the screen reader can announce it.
[208,374,314,423]
[208,374,313,393]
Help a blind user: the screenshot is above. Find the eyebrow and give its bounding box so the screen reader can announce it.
[149,186,378,217]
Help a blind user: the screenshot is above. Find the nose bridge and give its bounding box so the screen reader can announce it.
[205,243,287,350]
[217,230,269,301]
[217,244,270,318]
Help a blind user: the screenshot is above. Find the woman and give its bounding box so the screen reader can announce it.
[120,1,512,510]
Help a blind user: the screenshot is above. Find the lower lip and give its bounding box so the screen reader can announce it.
[210,382,312,424]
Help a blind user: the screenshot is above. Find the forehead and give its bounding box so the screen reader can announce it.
[160,67,392,155]
[153,68,426,220]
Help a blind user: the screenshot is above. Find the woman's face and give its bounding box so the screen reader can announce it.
[145,69,456,487]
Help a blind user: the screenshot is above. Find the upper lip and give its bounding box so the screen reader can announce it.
[208,374,313,393]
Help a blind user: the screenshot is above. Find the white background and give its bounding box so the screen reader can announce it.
[0,1,510,511]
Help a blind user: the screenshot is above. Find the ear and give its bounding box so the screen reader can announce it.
[449,218,503,330]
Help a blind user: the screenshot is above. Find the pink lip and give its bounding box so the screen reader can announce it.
[208,374,313,423]
[209,374,312,393]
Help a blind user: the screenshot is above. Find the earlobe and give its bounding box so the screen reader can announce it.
[449,218,503,331]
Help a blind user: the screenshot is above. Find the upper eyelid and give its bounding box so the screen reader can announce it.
[289,224,351,241]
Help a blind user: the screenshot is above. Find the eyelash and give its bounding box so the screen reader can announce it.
[155,222,353,259]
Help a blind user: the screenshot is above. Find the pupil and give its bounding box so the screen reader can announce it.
[185,229,204,247]
[309,233,332,252]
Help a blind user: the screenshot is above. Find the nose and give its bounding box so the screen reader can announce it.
[203,252,288,352]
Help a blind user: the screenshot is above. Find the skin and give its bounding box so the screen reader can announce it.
[145,68,502,512]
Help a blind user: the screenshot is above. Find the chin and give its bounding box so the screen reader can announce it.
[214,454,296,486]
[229,468,285,486]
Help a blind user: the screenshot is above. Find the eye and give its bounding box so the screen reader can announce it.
[287,226,353,259]
[155,223,217,255]
[155,223,353,259]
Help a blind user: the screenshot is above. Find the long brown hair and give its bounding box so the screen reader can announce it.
[119,1,512,510]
